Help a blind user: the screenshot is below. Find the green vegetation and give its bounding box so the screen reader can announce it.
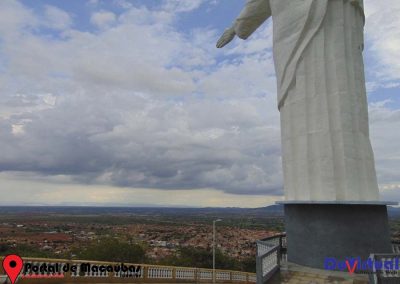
[0,243,57,258]
[74,241,256,272]
[75,238,146,263]
[390,218,400,241]
[157,246,256,272]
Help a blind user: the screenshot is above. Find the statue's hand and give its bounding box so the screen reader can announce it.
[216,27,236,48]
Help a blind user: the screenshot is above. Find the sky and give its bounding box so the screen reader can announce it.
[0,0,399,208]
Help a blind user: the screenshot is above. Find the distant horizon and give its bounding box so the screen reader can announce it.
[0,203,280,209]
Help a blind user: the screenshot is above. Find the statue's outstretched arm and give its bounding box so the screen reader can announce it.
[216,0,271,48]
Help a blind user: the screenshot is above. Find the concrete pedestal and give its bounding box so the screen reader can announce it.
[277,201,396,269]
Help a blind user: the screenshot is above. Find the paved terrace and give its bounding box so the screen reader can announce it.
[270,263,369,284]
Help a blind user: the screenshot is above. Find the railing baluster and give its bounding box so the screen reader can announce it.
[1,257,257,283]
[256,234,285,284]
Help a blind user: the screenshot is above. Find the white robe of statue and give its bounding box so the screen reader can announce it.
[217,0,380,202]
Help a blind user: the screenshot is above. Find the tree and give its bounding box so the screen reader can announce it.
[77,238,146,263]
[158,246,242,271]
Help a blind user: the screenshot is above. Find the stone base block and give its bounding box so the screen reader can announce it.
[284,204,392,269]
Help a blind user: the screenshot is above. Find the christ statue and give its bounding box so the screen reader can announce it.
[217,0,380,202]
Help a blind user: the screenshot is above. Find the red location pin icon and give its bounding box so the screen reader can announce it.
[2,254,23,284]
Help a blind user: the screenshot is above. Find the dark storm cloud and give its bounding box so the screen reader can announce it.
[0,89,283,196]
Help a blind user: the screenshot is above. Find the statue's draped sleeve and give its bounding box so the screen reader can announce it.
[271,0,329,110]
[232,0,364,110]
[272,0,364,109]
[233,0,271,40]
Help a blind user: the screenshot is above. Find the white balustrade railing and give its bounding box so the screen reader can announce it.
[261,250,278,277]
[248,274,257,282]
[71,263,80,277]
[257,242,273,256]
[216,271,230,280]
[280,235,287,251]
[199,269,213,280]
[256,234,285,284]
[369,254,400,284]
[232,272,247,281]
[1,257,256,283]
[392,242,400,253]
[147,266,173,279]
[175,268,196,279]
[114,266,143,278]
[85,263,108,277]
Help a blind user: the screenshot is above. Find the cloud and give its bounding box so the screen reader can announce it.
[88,0,100,6]
[0,0,282,198]
[0,0,37,37]
[90,10,116,29]
[369,101,400,189]
[44,5,73,30]
[0,172,280,207]
[112,0,133,10]
[364,0,400,85]
[162,0,205,13]
[0,93,283,195]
